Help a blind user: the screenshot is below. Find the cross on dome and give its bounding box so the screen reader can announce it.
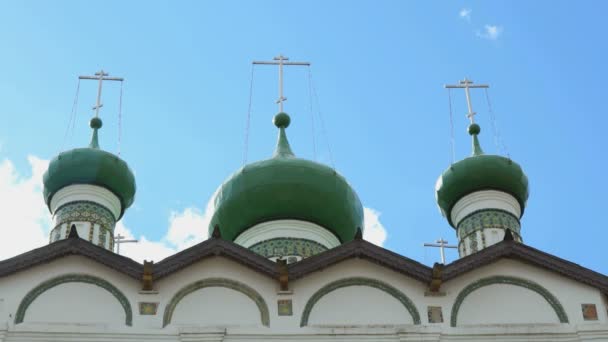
[253,55,310,112]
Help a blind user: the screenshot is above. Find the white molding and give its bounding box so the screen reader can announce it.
[451,190,521,227]
[50,184,122,220]
[234,220,340,249]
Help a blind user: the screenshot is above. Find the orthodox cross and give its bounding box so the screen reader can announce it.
[114,234,138,255]
[79,70,124,117]
[253,55,310,112]
[424,238,457,264]
[444,78,489,123]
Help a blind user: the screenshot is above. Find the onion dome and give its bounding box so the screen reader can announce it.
[208,112,364,243]
[43,117,136,219]
[435,123,529,227]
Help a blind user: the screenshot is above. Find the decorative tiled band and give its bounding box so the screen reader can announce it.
[15,273,132,326]
[450,275,568,327]
[249,238,328,259]
[457,209,521,239]
[53,200,116,234]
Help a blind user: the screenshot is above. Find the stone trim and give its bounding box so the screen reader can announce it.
[162,277,270,327]
[300,277,421,326]
[450,275,569,327]
[249,238,328,259]
[15,273,133,326]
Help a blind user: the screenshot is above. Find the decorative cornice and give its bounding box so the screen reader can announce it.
[300,277,421,326]
[450,275,568,326]
[153,238,279,280]
[0,237,142,280]
[443,240,608,293]
[15,273,133,326]
[162,277,269,327]
[288,239,433,283]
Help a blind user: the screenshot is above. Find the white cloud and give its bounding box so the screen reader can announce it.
[363,207,387,247]
[459,8,472,22]
[117,204,213,263]
[0,156,51,259]
[477,25,503,40]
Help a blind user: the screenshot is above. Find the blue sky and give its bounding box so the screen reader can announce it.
[0,1,607,273]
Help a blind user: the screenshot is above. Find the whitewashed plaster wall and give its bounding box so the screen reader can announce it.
[23,282,126,324]
[0,255,139,328]
[440,259,608,326]
[0,253,607,341]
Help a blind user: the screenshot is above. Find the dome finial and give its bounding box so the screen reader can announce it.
[468,123,483,156]
[273,112,295,158]
[89,117,102,149]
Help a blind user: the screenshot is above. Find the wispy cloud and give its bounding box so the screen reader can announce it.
[477,25,503,40]
[459,8,472,22]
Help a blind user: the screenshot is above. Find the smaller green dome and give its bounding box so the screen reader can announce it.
[43,118,136,219]
[435,124,529,226]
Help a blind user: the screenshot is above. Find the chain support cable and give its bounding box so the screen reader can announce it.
[308,68,335,169]
[307,67,317,161]
[447,88,456,164]
[242,64,255,165]
[484,88,509,158]
[60,79,81,153]
[118,80,124,156]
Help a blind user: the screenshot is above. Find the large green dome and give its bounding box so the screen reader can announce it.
[208,113,364,243]
[435,124,529,226]
[43,118,136,218]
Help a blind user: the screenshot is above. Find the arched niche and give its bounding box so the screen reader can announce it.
[300,277,421,326]
[451,275,569,326]
[15,273,132,326]
[163,278,269,327]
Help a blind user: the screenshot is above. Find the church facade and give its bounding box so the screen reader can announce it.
[0,72,607,341]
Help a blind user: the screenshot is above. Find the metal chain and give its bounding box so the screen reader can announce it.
[61,79,81,152]
[307,67,317,161]
[309,69,335,168]
[484,88,509,157]
[118,80,124,156]
[243,64,255,165]
[447,88,455,163]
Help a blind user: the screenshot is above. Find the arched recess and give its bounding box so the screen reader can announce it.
[15,273,132,326]
[163,277,270,327]
[450,275,569,327]
[300,277,421,326]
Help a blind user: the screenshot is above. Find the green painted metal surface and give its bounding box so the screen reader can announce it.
[43,118,136,218]
[435,125,528,226]
[208,113,363,243]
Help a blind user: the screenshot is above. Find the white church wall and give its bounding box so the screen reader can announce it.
[154,256,277,329]
[291,258,428,327]
[306,285,415,326]
[456,283,560,325]
[170,287,261,327]
[442,259,608,326]
[22,282,125,324]
[0,255,139,328]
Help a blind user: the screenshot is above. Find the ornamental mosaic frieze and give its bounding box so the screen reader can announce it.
[249,238,328,259]
[457,209,521,238]
[53,201,116,233]
[49,201,116,250]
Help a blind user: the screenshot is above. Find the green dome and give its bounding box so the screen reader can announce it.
[435,125,529,227]
[208,113,364,243]
[43,118,136,219]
